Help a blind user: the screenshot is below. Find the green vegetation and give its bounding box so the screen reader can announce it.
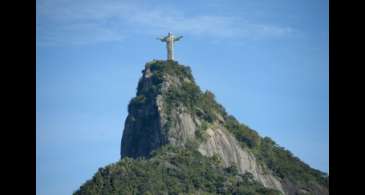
[195,121,209,141]
[223,115,261,149]
[164,80,201,113]
[142,60,225,124]
[254,137,328,186]
[163,77,225,124]
[146,60,194,82]
[123,60,327,193]
[143,61,327,186]
[201,93,328,187]
[74,146,282,195]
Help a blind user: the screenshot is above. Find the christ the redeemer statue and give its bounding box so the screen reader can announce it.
[158,32,183,61]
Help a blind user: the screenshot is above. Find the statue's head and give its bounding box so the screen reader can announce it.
[168,32,172,36]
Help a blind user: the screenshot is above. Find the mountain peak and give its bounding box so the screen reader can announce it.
[76,60,328,195]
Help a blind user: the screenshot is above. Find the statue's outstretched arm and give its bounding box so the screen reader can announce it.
[174,36,183,41]
[157,36,167,42]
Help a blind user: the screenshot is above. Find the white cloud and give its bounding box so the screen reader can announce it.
[37,0,295,46]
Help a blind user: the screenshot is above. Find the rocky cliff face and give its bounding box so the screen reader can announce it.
[120,60,328,195]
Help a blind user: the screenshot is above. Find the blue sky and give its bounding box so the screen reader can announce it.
[36,0,328,194]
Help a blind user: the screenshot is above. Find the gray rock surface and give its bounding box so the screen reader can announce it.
[120,61,328,195]
[198,126,284,193]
